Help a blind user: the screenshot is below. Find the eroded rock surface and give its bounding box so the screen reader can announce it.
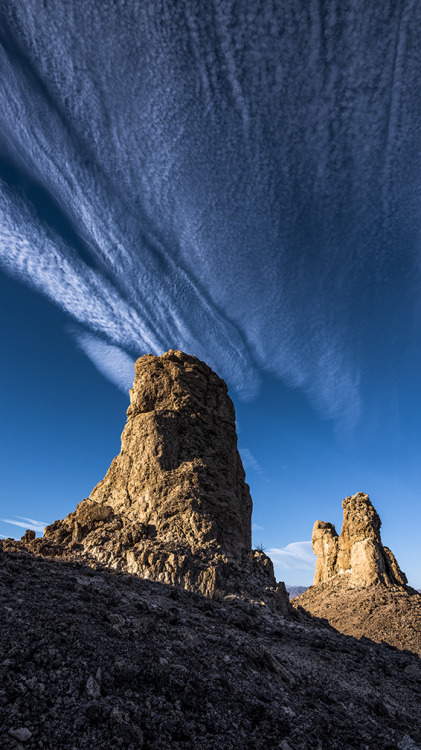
[293,492,421,655]
[39,350,287,609]
[312,492,407,587]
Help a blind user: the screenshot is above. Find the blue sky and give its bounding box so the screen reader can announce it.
[1,1,421,586]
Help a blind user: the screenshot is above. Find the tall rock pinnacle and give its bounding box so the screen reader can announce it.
[312,492,407,587]
[44,351,287,608]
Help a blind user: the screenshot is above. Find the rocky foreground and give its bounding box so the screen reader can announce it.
[1,541,421,750]
[293,576,421,657]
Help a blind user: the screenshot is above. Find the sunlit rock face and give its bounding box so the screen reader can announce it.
[44,350,288,609]
[312,492,407,587]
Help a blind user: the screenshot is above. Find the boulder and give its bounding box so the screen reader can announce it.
[21,530,36,543]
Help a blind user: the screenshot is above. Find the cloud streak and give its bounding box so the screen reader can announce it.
[0,1,420,425]
[75,333,136,393]
[1,516,47,533]
[268,542,316,571]
[239,448,265,477]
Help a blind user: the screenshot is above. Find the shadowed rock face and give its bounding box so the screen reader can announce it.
[3,544,421,749]
[312,492,407,587]
[43,350,287,609]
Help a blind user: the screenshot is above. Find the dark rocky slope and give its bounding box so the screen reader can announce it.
[1,542,421,750]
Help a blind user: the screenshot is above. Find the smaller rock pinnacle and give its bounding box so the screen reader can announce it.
[312,492,407,587]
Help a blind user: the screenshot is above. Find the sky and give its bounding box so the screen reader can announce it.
[1,1,421,587]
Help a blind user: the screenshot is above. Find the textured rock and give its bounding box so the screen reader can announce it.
[312,492,407,587]
[293,575,421,656]
[8,727,32,742]
[2,542,421,750]
[20,529,36,543]
[42,350,287,609]
[293,492,419,654]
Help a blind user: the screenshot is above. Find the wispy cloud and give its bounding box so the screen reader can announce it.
[240,448,265,477]
[0,2,417,428]
[1,516,47,533]
[268,542,316,571]
[252,522,264,531]
[75,332,136,392]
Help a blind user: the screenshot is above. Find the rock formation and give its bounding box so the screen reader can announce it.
[41,350,287,609]
[312,492,407,587]
[293,492,421,654]
[21,529,36,543]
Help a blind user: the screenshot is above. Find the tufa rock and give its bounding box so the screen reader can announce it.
[293,492,421,654]
[312,492,407,587]
[43,350,287,609]
[21,529,36,543]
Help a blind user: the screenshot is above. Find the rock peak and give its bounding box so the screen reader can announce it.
[43,350,288,609]
[312,492,407,587]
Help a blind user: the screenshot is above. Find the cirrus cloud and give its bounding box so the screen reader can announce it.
[0,1,420,431]
[268,542,316,571]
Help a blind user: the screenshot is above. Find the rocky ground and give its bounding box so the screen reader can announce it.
[293,577,421,657]
[286,586,308,600]
[1,541,421,750]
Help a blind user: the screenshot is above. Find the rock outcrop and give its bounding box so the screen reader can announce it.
[312,492,407,587]
[293,492,421,654]
[41,350,287,609]
[21,529,36,543]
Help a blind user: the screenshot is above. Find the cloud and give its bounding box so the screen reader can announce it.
[1,516,47,533]
[268,542,316,571]
[0,2,419,427]
[75,332,136,392]
[240,448,264,476]
[0,171,258,401]
[252,523,264,531]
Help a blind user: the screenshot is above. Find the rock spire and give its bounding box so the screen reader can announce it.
[312,492,407,587]
[43,350,287,608]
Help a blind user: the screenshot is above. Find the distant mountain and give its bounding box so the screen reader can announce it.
[285,585,309,599]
